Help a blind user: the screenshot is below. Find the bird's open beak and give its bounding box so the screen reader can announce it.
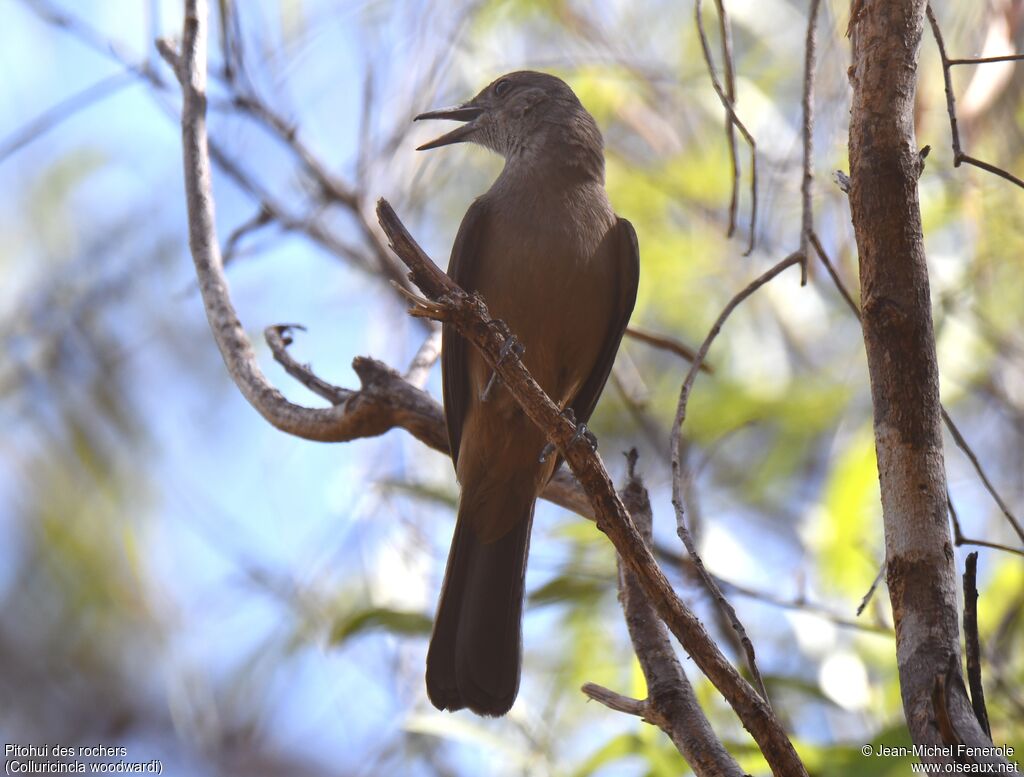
[414,104,484,151]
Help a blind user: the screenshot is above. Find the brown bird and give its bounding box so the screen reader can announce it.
[415,71,639,716]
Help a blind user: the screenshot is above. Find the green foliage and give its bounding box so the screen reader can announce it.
[329,606,433,643]
[815,427,883,596]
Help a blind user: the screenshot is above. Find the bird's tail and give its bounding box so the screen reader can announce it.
[426,491,534,716]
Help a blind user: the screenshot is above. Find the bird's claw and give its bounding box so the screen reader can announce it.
[572,422,598,450]
[480,334,524,402]
[538,441,556,464]
[496,334,524,364]
[563,408,597,450]
[538,409,597,463]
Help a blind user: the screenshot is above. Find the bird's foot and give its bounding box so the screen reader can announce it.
[538,441,556,463]
[479,334,524,402]
[538,409,597,463]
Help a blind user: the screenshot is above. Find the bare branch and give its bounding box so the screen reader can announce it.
[264,325,349,405]
[855,563,886,617]
[849,3,1005,757]
[0,71,135,165]
[962,552,992,739]
[671,254,801,438]
[32,0,423,319]
[222,205,274,267]
[956,154,1024,189]
[941,409,1024,545]
[670,253,801,704]
[165,1,442,448]
[948,54,1024,66]
[799,0,822,285]
[694,0,758,255]
[948,495,1024,559]
[926,5,1024,191]
[404,326,443,389]
[625,326,712,372]
[812,233,1024,556]
[580,684,646,717]
[611,452,745,776]
[809,232,860,320]
[712,0,740,239]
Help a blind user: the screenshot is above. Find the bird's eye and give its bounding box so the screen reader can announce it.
[494,79,512,97]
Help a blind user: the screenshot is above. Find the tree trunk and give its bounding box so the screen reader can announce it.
[847,1,1006,764]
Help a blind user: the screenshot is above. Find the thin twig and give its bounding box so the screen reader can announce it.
[29,0,423,315]
[809,232,860,320]
[670,252,802,703]
[962,552,992,738]
[0,71,135,165]
[926,5,1024,191]
[926,6,963,157]
[22,0,166,89]
[949,54,1024,66]
[222,205,274,266]
[856,563,886,617]
[812,233,1024,555]
[671,253,801,450]
[941,409,1024,545]
[957,155,1024,189]
[713,0,740,239]
[232,91,414,292]
[625,326,713,372]
[264,325,350,405]
[684,558,893,634]
[948,492,1024,558]
[799,0,822,286]
[695,0,758,254]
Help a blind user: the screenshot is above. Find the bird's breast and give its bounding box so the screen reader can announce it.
[469,187,618,405]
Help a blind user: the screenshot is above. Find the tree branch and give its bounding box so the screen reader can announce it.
[624,326,712,372]
[670,253,802,704]
[926,5,1024,191]
[163,3,441,447]
[712,0,740,240]
[961,552,992,739]
[811,232,1024,557]
[607,450,745,776]
[799,0,822,285]
[695,0,758,255]
[848,1,1007,762]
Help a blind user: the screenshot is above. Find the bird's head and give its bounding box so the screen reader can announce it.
[414,71,603,177]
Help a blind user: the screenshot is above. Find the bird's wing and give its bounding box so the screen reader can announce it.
[442,197,490,466]
[569,216,640,426]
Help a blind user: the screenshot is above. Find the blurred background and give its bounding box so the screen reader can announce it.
[1,1,1022,775]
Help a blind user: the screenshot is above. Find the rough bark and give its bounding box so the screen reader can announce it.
[617,460,745,776]
[847,1,1006,764]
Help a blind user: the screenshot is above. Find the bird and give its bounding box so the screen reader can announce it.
[415,71,639,716]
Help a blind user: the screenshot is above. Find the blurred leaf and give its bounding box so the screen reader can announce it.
[571,732,643,777]
[378,478,458,508]
[815,427,883,596]
[529,574,606,607]
[329,606,432,644]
